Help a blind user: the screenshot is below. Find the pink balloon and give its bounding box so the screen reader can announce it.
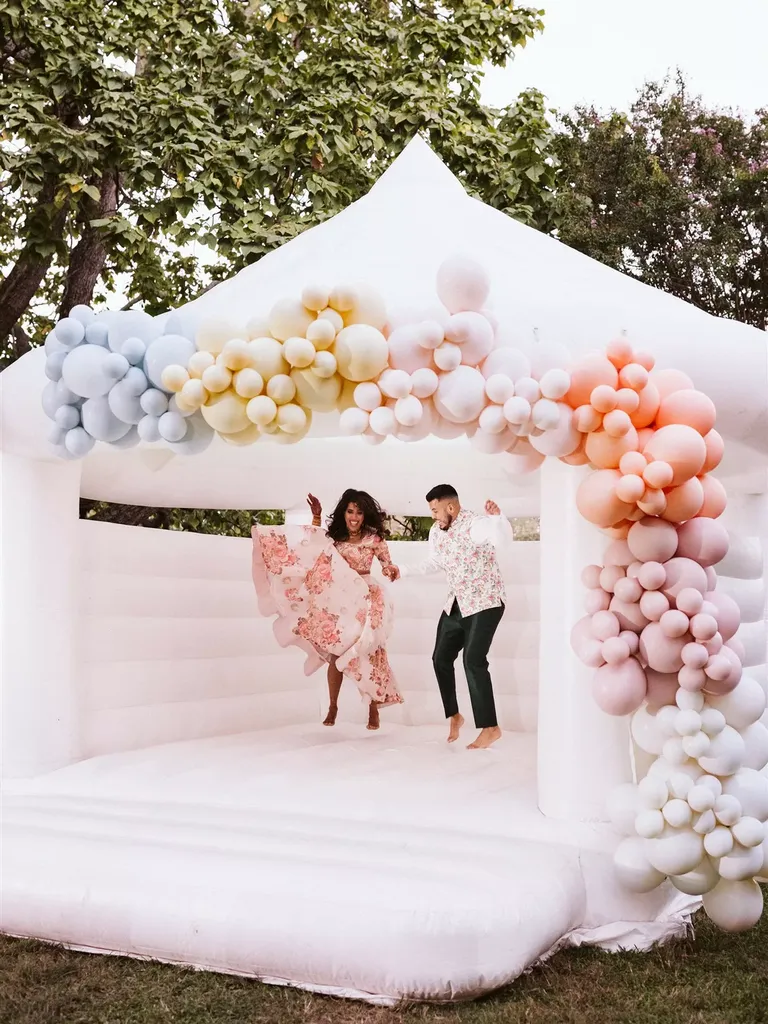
[585,588,611,614]
[599,564,626,593]
[675,518,729,567]
[570,615,606,667]
[661,557,708,601]
[643,423,707,486]
[444,312,495,367]
[676,587,704,615]
[639,622,688,673]
[678,665,707,691]
[690,613,718,641]
[725,636,746,661]
[682,642,709,669]
[704,654,731,681]
[576,469,635,528]
[592,658,648,715]
[614,576,643,603]
[646,668,680,708]
[702,652,741,695]
[660,609,690,638]
[704,590,741,641]
[637,560,666,591]
[610,596,650,632]
[604,540,634,567]
[656,389,716,435]
[702,673,740,696]
[705,566,717,589]
[627,517,679,563]
[387,325,435,373]
[704,632,723,655]
[720,645,743,685]
[581,564,603,588]
[602,637,631,664]
[639,590,670,622]
[620,629,640,654]
[591,610,621,640]
[651,368,694,401]
[627,560,644,579]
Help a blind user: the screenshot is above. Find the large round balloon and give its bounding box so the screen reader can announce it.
[144,334,196,390]
[334,325,389,382]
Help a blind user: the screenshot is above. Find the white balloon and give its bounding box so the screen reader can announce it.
[707,676,766,730]
[646,827,705,875]
[410,367,439,399]
[637,775,669,810]
[481,346,531,382]
[339,407,369,436]
[697,725,746,777]
[739,721,768,771]
[631,706,665,755]
[502,396,532,426]
[354,382,382,412]
[444,311,494,366]
[433,342,462,372]
[703,878,764,931]
[485,373,516,405]
[718,843,765,881]
[731,816,766,849]
[393,395,423,427]
[662,798,693,828]
[469,427,519,455]
[143,334,196,390]
[688,784,716,813]
[436,254,490,314]
[433,365,487,424]
[714,793,742,826]
[378,368,412,399]
[670,856,719,895]
[478,405,508,435]
[692,809,717,834]
[538,367,571,400]
[722,769,768,822]
[531,397,560,431]
[613,836,665,893]
[368,405,397,436]
[704,826,735,859]
[636,809,665,838]
[514,376,541,404]
[529,403,581,458]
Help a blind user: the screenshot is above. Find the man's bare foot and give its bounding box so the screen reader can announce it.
[323,704,338,727]
[367,703,380,731]
[447,713,464,743]
[467,726,502,749]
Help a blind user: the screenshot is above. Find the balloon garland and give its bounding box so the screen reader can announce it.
[38,257,768,930]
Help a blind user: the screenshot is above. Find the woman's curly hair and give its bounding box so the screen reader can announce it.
[326,489,387,543]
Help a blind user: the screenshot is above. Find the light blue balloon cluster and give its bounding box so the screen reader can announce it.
[41,305,214,459]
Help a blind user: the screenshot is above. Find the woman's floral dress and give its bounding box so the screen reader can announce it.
[252,525,403,707]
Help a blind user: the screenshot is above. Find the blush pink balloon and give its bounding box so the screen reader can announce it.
[704,654,731,682]
[643,424,707,486]
[704,632,723,655]
[637,560,667,591]
[627,517,679,563]
[696,475,727,520]
[627,560,644,579]
[725,636,746,661]
[602,637,632,664]
[610,596,651,632]
[661,557,709,601]
[682,642,709,669]
[676,518,730,567]
[705,566,717,589]
[690,613,718,641]
[678,665,707,691]
[645,668,680,708]
[444,312,495,367]
[604,540,633,566]
[614,576,643,603]
[660,610,690,638]
[600,564,626,593]
[591,610,621,640]
[662,477,705,523]
[639,590,670,622]
[592,659,648,716]
[581,564,603,589]
[386,325,435,373]
[676,587,704,615]
[620,629,641,654]
[585,588,611,614]
[571,615,606,667]
[639,622,688,673]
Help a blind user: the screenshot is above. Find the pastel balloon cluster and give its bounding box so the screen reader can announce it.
[609,677,768,931]
[41,305,214,458]
[567,339,725,531]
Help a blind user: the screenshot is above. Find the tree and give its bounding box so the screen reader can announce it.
[554,75,768,330]
[1,0,560,365]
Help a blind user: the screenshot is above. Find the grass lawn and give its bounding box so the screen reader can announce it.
[2,894,766,1024]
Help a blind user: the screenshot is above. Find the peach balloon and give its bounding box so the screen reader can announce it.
[696,475,727,519]
[619,363,649,391]
[620,451,647,476]
[643,424,706,486]
[652,368,694,401]
[576,470,636,527]
[606,337,634,370]
[560,445,590,466]
[630,381,661,429]
[640,622,688,673]
[638,487,667,517]
[661,477,705,523]
[600,564,626,593]
[603,409,632,438]
[591,384,618,413]
[676,518,729,566]
[634,350,656,371]
[566,355,619,408]
[636,426,656,449]
[603,521,632,539]
[702,429,724,473]
[640,590,670,622]
[586,426,640,469]
[592,659,647,716]
[616,388,641,414]
[627,517,679,563]
[643,460,674,489]
[656,390,716,436]
[616,474,645,503]
[637,561,666,591]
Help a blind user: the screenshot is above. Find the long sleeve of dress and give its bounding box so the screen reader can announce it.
[399,526,443,577]
[373,537,395,572]
[469,514,514,548]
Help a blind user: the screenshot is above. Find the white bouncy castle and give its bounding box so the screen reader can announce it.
[1,138,767,1003]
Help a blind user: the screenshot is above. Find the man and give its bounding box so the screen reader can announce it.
[400,484,512,749]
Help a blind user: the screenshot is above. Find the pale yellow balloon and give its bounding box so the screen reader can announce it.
[180,378,207,409]
[338,379,358,412]
[174,390,198,415]
[248,337,289,380]
[220,422,262,446]
[247,394,278,426]
[273,409,312,444]
[266,373,296,405]
[301,284,330,312]
[317,308,344,333]
[334,324,389,382]
[161,364,189,393]
[342,285,388,331]
[283,336,316,369]
[200,391,250,434]
[201,364,233,394]
[260,420,281,435]
[268,298,314,342]
[329,285,356,312]
[196,320,241,355]
[220,338,252,371]
[290,368,342,411]
[312,350,337,379]
[188,351,215,379]
[233,368,265,399]
[306,318,336,351]
[277,402,308,434]
[245,314,270,340]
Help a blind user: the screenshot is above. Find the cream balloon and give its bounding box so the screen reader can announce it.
[306,318,336,351]
[248,338,289,380]
[334,325,389,382]
[312,350,337,379]
[266,373,296,405]
[246,394,278,427]
[233,368,264,399]
[290,368,342,412]
[283,336,316,369]
[196,320,240,355]
[268,298,314,342]
[200,391,250,434]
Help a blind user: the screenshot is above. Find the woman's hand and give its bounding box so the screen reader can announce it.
[307,493,322,522]
[382,565,401,582]
[485,500,501,517]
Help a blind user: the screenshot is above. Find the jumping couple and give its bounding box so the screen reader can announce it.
[251,485,512,750]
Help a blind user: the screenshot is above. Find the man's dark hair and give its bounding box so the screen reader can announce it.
[425,484,459,503]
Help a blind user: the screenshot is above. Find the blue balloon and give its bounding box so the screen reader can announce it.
[109,426,141,449]
[45,351,67,382]
[107,379,145,424]
[55,379,79,405]
[85,322,110,347]
[107,310,160,353]
[140,388,169,417]
[48,425,66,446]
[137,415,161,443]
[70,304,95,326]
[42,381,60,420]
[61,344,116,398]
[44,330,65,356]
[64,427,95,457]
[105,352,130,381]
[123,366,149,397]
[81,396,133,442]
[158,410,188,442]
[55,317,86,348]
[121,337,147,365]
[143,334,195,390]
[54,404,81,430]
[168,412,214,455]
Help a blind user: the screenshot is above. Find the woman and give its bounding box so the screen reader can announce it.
[251,489,403,731]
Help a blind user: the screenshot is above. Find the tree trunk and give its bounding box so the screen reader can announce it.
[0,178,69,345]
[59,170,119,317]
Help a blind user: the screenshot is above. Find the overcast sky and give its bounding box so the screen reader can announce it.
[481,0,768,116]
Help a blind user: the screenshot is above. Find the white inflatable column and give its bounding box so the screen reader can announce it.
[537,458,633,820]
[1,453,82,777]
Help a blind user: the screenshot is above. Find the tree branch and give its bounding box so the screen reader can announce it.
[58,169,119,317]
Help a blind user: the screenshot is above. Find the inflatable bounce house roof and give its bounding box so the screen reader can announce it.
[1,138,767,1002]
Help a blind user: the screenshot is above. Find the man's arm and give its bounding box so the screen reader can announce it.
[398,526,443,577]
[469,501,514,547]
